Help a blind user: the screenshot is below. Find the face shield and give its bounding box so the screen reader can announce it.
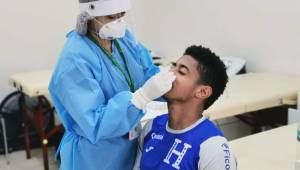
[79,0,131,17]
[76,0,131,35]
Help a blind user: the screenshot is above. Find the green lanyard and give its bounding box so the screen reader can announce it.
[88,35,135,92]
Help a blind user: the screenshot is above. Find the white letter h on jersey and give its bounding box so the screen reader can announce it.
[163,138,192,169]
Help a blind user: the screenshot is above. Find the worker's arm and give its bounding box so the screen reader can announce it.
[52,58,145,144]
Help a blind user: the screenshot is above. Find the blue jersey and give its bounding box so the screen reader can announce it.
[135,114,237,170]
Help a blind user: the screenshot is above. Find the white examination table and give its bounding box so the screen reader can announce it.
[9,69,60,170]
[9,70,52,97]
[204,73,300,120]
[230,123,297,170]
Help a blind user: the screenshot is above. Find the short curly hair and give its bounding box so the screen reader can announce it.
[184,45,228,110]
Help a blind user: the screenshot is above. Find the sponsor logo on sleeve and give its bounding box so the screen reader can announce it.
[222,143,231,170]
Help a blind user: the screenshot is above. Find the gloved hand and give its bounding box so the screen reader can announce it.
[131,67,176,110]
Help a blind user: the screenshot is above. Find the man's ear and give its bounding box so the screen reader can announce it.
[195,85,212,99]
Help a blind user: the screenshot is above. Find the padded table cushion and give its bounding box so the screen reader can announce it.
[229,124,297,170]
[9,70,53,97]
[204,73,300,120]
[8,71,300,121]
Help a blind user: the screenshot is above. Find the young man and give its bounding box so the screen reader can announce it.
[134,45,237,170]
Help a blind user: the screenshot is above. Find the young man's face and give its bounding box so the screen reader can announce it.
[164,55,201,101]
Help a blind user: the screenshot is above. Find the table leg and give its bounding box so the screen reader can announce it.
[20,94,31,159]
[37,96,49,170]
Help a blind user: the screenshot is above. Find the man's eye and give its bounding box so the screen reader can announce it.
[179,70,186,75]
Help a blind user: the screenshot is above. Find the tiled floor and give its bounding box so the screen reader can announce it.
[0,147,59,170]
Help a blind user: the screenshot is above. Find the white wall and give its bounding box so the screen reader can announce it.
[0,0,299,101]
[131,0,300,75]
[0,0,78,100]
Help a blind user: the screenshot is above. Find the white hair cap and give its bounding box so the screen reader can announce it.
[79,0,131,17]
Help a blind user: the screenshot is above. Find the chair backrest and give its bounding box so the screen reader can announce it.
[0,91,54,154]
[0,116,9,156]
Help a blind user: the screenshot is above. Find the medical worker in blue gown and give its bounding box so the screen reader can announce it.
[48,0,175,169]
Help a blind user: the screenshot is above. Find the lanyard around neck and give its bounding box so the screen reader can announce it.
[88,35,135,92]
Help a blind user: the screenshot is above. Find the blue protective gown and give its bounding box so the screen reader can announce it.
[48,30,159,170]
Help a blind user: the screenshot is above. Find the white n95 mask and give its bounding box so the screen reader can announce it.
[97,18,126,40]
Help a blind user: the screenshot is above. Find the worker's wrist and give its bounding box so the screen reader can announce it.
[131,88,151,110]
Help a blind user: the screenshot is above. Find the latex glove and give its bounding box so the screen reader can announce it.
[131,67,176,110]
